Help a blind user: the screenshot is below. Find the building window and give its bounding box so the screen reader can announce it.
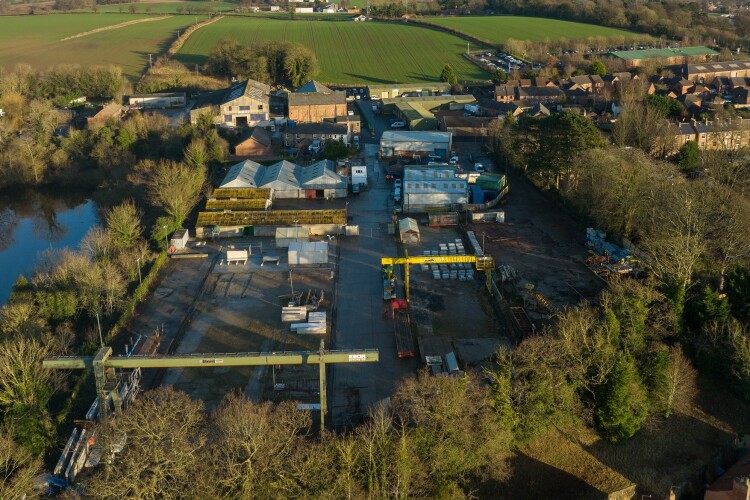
[258,105,264,110]
[227,106,232,111]
[240,106,250,111]
[431,183,436,189]
[224,115,232,122]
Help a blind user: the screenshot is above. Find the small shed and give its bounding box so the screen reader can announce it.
[170,228,189,250]
[398,218,420,245]
[275,226,309,248]
[288,241,328,265]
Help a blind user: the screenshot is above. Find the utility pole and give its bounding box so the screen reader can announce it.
[467,41,470,56]
[148,53,153,68]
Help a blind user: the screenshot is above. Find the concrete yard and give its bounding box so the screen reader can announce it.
[159,246,336,410]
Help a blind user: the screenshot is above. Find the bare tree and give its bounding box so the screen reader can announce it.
[147,160,205,226]
[0,431,42,499]
[104,200,142,251]
[86,387,206,500]
[660,346,697,417]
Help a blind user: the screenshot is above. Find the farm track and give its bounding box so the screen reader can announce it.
[60,16,171,41]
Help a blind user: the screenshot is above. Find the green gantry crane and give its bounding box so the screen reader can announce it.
[44,341,378,430]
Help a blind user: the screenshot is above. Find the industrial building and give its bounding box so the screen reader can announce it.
[218,159,347,199]
[127,92,186,109]
[367,83,452,100]
[380,131,453,160]
[605,46,717,68]
[190,79,271,127]
[401,167,468,212]
[379,95,476,131]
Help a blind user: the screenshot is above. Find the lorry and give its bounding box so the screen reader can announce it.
[390,299,415,358]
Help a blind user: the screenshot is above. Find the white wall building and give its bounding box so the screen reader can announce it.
[402,167,468,212]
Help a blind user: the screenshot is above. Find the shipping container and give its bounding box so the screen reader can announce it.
[428,212,459,227]
[470,185,484,204]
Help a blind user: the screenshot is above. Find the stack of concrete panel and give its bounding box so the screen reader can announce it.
[282,306,308,322]
[288,241,328,265]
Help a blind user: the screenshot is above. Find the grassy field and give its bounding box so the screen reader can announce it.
[422,15,644,44]
[0,14,204,80]
[176,16,489,84]
[94,1,236,14]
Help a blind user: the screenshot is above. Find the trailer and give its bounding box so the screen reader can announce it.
[390,299,415,358]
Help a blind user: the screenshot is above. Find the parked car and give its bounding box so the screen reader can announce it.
[474,162,485,173]
[449,156,459,165]
[353,136,360,149]
[390,121,405,128]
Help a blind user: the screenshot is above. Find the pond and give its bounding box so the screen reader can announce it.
[0,189,99,306]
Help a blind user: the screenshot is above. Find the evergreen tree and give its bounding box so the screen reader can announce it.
[676,140,699,174]
[597,354,649,443]
[440,64,458,85]
[589,60,606,76]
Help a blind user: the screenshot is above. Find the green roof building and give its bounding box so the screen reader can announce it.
[606,46,718,67]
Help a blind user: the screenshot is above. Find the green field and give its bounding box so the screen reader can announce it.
[422,16,644,44]
[0,14,205,80]
[94,1,236,14]
[176,16,489,84]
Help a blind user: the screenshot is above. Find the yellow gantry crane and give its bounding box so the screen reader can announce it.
[381,253,495,302]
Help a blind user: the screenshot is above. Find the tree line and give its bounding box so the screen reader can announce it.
[490,105,750,437]
[0,63,229,460]
[206,38,319,88]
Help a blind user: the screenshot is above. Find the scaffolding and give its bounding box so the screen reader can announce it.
[205,199,269,211]
[197,209,347,227]
[213,188,272,199]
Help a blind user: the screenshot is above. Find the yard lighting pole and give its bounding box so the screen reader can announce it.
[136,257,142,284]
[95,310,103,347]
[163,225,169,250]
[482,232,486,254]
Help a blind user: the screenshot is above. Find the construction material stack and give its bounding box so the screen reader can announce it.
[382,264,397,300]
[390,299,415,358]
[585,228,634,276]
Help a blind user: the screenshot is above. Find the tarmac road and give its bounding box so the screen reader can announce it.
[329,143,416,429]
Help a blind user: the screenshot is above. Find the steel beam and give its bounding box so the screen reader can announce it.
[44,346,379,430]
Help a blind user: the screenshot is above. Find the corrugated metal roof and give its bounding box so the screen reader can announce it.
[398,218,419,234]
[381,131,452,144]
[610,46,717,61]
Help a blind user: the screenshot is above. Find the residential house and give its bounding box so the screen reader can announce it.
[734,88,750,107]
[234,127,274,159]
[479,99,523,118]
[190,79,271,127]
[288,81,347,122]
[567,74,605,93]
[671,118,750,152]
[494,85,565,105]
[435,111,496,138]
[402,167,468,212]
[87,103,125,126]
[283,122,349,147]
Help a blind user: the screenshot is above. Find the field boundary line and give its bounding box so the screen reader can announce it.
[167,14,224,58]
[60,16,171,41]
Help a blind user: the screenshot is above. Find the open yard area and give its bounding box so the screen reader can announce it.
[0,13,202,80]
[176,16,489,84]
[423,15,645,44]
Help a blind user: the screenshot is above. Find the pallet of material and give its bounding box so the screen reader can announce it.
[290,323,326,334]
[307,311,327,323]
[282,306,308,322]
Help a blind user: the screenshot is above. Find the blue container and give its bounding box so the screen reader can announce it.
[470,185,484,204]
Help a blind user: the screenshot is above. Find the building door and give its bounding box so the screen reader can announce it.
[243,226,254,236]
[315,190,325,199]
[236,116,248,127]
[305,190,316,199]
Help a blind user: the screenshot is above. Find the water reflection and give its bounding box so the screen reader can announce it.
[0,188,98,305]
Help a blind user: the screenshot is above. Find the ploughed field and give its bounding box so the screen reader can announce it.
[0,14,202,80]
[422,15,645,44]
[175,16,490,84]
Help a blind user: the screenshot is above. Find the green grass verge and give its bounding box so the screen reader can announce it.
[421,15,645,45]
[176,16,489,84]
[94,1,236,14]
[0,13,205,80]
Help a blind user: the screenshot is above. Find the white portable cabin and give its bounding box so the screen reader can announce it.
[288,241,328,265]
[170,228,189,250]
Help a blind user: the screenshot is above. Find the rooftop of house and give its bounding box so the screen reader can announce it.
[288,91,347,106]
[238,126,272,148]
[295,80,333,94]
